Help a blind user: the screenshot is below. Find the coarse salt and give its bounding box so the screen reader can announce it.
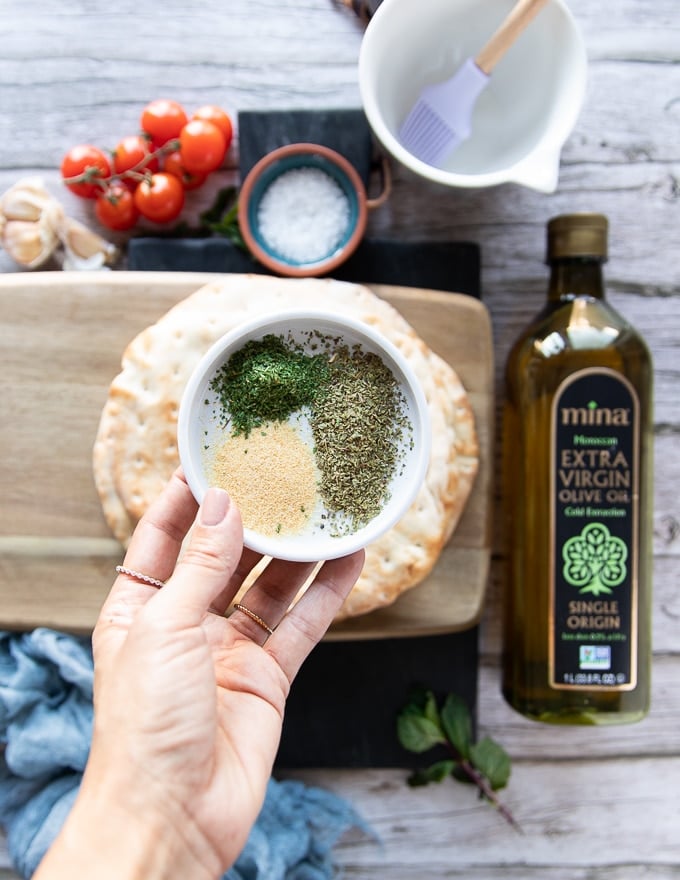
[257,166,351,264]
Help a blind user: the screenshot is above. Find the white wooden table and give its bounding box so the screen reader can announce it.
[1,1,679,876]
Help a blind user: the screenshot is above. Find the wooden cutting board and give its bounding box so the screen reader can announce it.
[0,271,494,638]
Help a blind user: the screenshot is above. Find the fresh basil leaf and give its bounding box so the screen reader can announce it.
[469,736,512,791]
[397,689,518,829]
[401,685,432,713]
[407,760,456,786]
[423,690,441,727]
[397,712,446,754]
[198,188,248,250]
[200,186,238,225]
[440,693,472,759]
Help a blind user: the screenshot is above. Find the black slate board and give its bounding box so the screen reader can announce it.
[279,629,479,768]
[127,235,480,298]
[127,109,482,768]
[238,108,374,184]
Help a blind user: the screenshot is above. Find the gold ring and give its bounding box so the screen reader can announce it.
[233,603,274,636]
[115,565,166,590]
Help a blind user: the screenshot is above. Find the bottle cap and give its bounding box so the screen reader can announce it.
[546,213,608,262]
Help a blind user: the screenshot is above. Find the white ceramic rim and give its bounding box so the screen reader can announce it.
[177,309,432,562]
[358,0,588,190]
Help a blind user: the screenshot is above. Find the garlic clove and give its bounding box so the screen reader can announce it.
[42,200,66,237]
[1,218,59,269]
[61,250,111,272]
[58,216,118,269]
[0,177,55,222]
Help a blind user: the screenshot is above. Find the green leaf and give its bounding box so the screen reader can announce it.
[422,690,441,727]
[396,688,519,830]
[407,760,457,786]
[198,187,248,251]
[200,186,238,225]
[397,711,446,754]
[469,736,512,791]
[440,693,473,759]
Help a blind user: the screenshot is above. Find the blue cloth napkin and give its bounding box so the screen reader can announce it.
[0,629,370,878]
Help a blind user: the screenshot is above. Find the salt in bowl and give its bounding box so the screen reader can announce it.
[177,310,431,562]
[238,143,375,277]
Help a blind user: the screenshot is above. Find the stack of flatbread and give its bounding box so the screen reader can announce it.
[93,275,478,620]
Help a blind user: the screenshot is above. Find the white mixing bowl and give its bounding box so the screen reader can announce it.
[359,0,587,192]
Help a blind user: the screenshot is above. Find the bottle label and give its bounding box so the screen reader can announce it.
[550,368,639,691]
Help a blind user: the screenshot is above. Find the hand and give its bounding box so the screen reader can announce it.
[35,469,364,880]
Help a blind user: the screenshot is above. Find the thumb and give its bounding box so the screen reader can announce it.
[153,488,244,624]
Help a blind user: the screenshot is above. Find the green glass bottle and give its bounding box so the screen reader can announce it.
[502,213,653,724]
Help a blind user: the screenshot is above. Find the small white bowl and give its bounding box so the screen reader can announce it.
[359,0,587,193]
[177,310,431,562]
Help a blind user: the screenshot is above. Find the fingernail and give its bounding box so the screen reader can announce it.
[200,488,230,526]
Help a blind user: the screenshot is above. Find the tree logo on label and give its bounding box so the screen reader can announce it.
[562,522,628,596]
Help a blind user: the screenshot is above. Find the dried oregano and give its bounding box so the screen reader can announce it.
[310,343,408,531]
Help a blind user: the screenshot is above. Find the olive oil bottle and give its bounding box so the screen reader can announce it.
[502,214,653,724]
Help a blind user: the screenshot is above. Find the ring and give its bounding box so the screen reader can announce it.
[233,603,275,636]
[115,565,166,590]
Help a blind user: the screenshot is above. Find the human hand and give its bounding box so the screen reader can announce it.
[35,469,364,880]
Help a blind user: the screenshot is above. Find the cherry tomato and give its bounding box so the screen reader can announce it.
[61,144,112,199]
[163,150,207,190]
[140,99,188,148]
[133,172,185,223]
[95,183,139,230]
[113,134,159,176]
[179,119,227,175]
[191,105,233,151]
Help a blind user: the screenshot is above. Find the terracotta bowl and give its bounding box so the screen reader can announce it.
[238,143,370,277]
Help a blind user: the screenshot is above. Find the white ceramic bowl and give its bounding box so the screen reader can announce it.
[178,310,431,562]
[359,0,587,192]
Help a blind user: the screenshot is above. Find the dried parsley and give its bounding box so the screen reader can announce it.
[209,334,330,436]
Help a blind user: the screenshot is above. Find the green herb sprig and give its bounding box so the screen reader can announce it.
[199,186,247,250]
[397,689,521,831]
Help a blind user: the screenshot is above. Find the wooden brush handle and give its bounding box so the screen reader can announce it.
[475,0,549,75]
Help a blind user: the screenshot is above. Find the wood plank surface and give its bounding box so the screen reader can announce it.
[0,273,493,637]
[2,0,679,877]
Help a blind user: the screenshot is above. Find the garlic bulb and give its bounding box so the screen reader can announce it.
[0,178,54,222]
[0,176,118,271]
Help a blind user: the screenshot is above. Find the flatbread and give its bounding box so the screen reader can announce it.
[93,274,478,620]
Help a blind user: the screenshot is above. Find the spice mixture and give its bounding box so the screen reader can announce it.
[206,330,411,538]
